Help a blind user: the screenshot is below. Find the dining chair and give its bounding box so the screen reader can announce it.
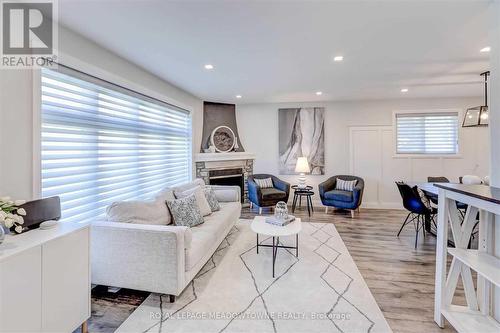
[396,182,436,249]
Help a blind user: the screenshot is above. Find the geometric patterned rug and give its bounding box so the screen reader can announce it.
[116,219,392,333]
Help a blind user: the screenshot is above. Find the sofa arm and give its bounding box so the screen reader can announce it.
[352,183,364,206]
[90,221,189,295]
[318,177,336,197]
[209,185,240,202]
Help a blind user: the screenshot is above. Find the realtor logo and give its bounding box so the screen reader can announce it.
[1,0,57,68]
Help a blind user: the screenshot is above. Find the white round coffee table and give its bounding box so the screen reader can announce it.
[251,216,302,278]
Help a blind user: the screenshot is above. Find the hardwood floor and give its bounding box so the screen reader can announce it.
[89,205,463,333]
[242,205,462,333]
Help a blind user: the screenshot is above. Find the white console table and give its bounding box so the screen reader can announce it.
[434,184,500,332]
[0,222,90,333]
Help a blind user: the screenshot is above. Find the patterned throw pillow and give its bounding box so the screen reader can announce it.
[415,187,432,209]
[203,187,220,212]
[255,177,273,188]
[166,194,204,227]
[335,179,357,191]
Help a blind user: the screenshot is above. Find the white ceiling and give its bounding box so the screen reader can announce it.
[57,0,492,104]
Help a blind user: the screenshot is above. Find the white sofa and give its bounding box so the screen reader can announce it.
[90,181,241,301]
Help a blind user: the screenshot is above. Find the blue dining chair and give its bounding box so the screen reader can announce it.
[396,182,435,248]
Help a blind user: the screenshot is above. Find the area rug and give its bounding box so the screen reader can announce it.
[117,219,392,333]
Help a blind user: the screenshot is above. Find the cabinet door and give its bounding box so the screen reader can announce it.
[42,227,90,332]
[0,247,42,332]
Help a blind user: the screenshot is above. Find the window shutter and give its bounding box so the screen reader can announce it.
[41,67,192,223]
[396,112,459,155]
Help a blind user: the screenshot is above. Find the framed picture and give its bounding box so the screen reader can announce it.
[462,106,488,127]
[278,107,325,175]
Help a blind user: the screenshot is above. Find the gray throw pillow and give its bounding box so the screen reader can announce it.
[166,194,204,227]
[204,187,220,212]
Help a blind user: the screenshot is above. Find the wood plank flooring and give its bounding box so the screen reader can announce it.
[88,205,463,333]
[242,205,462,333]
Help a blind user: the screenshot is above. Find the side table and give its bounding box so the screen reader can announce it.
[291,185,314,217]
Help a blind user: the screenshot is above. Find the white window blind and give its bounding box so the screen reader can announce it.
[395,112,459,155]
[41,67,192,223]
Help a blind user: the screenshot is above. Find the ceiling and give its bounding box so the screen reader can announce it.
[57,0,492,104]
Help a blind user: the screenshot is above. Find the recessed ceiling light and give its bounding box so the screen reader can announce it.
[401,88,409,93]
[204,64,214,70]
[236,95,242,99]
[316,91,323,96]
[480,46,491,53]
[333,56,343,62]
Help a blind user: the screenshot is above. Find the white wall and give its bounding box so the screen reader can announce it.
[236,97,490,207]
[0,26,203,200]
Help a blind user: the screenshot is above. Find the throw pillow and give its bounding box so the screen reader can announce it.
[167,194,204,227]
[414,186,432,209]
[335,179,358,191]
[255,177,273,188]
[204,187,221,212]
[175,186,212,216]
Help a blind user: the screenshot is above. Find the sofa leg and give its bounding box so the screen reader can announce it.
[325,207,328,214]
[350,210,355,218]
[259,207,262,215]
[169,295,175,303]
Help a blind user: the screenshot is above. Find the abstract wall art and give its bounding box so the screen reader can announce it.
[278,107,325,175]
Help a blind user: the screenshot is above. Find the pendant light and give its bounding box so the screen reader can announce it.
[463,71,490,127]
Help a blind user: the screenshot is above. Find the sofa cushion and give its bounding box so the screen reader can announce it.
[167,195,204,227]
[324,189,353,202]
[261,188,286,200]
[106,199,170,225]
[172,179,205,195]
[184,201,240,271]
[154,188,176,225]
[185,228,215,271]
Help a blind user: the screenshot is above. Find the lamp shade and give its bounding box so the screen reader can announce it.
[295,157,310,173]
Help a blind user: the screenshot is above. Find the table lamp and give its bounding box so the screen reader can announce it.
[295,157,310,189]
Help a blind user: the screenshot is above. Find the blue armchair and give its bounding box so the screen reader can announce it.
[318,175,364,218]
[248,174,290,214]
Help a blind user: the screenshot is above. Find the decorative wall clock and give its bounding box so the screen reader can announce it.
[210,126,236,153]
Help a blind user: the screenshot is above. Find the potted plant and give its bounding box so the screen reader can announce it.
[0,197,27,244]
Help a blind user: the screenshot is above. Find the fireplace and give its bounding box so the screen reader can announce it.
[209,168,244,203]
[194,152,255,206]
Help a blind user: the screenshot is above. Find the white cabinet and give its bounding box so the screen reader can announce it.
[0,222,90,333]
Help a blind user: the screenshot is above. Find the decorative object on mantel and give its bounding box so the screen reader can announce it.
[463,71,490,127]
[201,101,245,152]
[295,156,311,188]
[0,196,27,238]
[279,107,325,174]
[203,145,216,153]
[210,125,236,153]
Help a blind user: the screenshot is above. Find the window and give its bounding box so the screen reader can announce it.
[41,67,192,223]
[395,112,459,155]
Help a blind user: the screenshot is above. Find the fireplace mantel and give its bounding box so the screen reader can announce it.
[194,152,256,162]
